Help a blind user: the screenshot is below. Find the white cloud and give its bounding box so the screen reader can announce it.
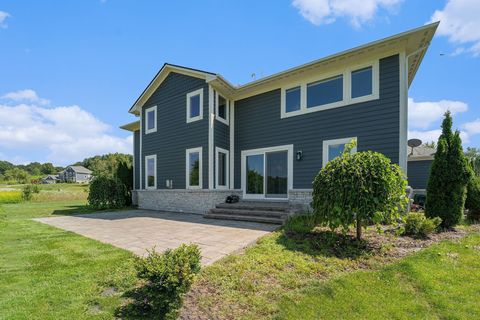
[429,0,480,56]
[0,90,132,166]
[462,119,480,135]
[292,0,403,27]
[409,129,470,145]
[1,89,50,105]
[0,11,10,29]
[408,97,468,130]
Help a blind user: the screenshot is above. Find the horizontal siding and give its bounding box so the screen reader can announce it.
[407,160,433,189]
[234,54,400,189]
[134,130,140,190]
[141,72,209,189]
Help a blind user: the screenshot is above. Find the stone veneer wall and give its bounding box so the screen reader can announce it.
[288,189,313,213]
[134,189,242,214]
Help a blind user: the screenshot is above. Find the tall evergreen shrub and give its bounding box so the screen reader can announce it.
[425,111,471,227]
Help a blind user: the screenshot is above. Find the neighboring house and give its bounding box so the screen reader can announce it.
[58,166,93,183]
[407,145,435,192]
[121,23,439,215]
[41,175,58,184]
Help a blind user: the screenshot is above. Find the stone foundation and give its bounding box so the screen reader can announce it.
[288,189,313,213]
[134,189,242,214]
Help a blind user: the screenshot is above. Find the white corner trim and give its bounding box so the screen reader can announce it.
[215,147,230,189]
[145,154,157,189]
[132,132,136,190]
[229,100,235,189]
[208,85,214,189]
[322,137,357,167]
[399,51,408,174]
[280,60,380,119]
[144,105,157,134]
[139,113,143,189]
[215,92,230,125]
[186,88,204,123]
[186,147,203,189]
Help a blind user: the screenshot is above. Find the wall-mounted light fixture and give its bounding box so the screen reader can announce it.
[296,150,303,161]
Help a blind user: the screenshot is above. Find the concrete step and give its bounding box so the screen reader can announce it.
[215,201,290,212]
[204,213,284,224]
[209,208,288,219]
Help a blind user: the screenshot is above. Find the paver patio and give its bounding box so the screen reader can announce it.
[34,209,278,265]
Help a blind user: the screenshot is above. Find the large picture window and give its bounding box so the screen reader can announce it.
[145,106,157,134]
[145,155,157,189]
[186,89,203,123]
[186,147,202,189]
[307,75,343,108]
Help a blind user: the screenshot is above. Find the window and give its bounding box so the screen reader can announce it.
[215,93,229,125]
[186,147,202,189]
[145,106,157,134]
[351,66,373,99]
[216,147,229,189]
[322,137,357,167]
[145,155,157,189]
[307,75,343,108]
[186,89,203,123]
[285,86,301,113]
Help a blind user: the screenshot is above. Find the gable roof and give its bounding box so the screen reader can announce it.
[68,166,92,174]
[129,22,439,115]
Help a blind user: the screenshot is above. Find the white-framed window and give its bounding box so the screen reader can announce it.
[322,137,357,167]
[186,147,202,189]
[186,89,203,123]
[215,92,229,125]
[145,106,157,134]
[281,60,379,118]
[145,154,157,189]
[215,147,229,189]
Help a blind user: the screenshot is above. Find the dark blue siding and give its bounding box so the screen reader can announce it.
[407,160,432,189]
[134,130,140,190]
[234,54,400,189]
[141,72,209,189]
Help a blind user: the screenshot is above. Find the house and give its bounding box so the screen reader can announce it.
[58,166,93,183]
[121,23,439,216]
[41,175,58,184]
[407,145,435,193]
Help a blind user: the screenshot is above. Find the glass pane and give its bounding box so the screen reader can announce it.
[266,151,288,198]
[328,144,345,161]
[218,152,227,186]
[218,95,227,119]
[147,110,155,130]
[189,152,200,186]
[246,154,264,194]
[307,75,343,108]
[286,86,301,113]
[147,158,155,187]
[352,67,373,98]
[190,94,200,118]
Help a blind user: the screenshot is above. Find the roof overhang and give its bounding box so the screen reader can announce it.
[129,22,439,113]
[120,120,140,132]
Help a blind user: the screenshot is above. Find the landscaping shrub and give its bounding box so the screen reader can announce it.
[312,140,407,240]
[426,111,471,228]
[403,212,441,238]
[135,244,201,319]
[88,176,128,209]
[284,214,317,234]
[115,160,133,206]
[465,176,480,221]
[21,184,40,201]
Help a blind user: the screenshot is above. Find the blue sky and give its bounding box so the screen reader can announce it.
[0,0,479,166]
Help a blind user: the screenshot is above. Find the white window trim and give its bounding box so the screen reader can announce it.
[186,88,204,123]
[322,137,357,167]
[241,144,293,200]
[145,154,157,189]
[145,106,157,134]
[280,60,379,119]
[215,92,230,125]
[215,147,229,189]
[186,147,203,189]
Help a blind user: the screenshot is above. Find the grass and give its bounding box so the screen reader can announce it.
[0,191,138,319]
[0,191,22,204]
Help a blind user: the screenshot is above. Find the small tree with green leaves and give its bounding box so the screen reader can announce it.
[425,111,471,228]
[312,140,408,240]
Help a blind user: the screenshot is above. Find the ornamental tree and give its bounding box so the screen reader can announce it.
[312,141,407,240]
[425,111,471,228]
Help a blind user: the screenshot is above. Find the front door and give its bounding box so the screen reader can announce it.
[243,146,291,199]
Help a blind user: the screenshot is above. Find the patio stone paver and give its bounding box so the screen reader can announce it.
[34,209,278,265]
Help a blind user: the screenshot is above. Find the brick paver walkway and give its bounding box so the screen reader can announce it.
[34,210,277,265]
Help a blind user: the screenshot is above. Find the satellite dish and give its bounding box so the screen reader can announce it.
[408,139,422,148]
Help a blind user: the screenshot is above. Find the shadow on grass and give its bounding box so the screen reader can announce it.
[52,205,97,216]
[276,229,373,260]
